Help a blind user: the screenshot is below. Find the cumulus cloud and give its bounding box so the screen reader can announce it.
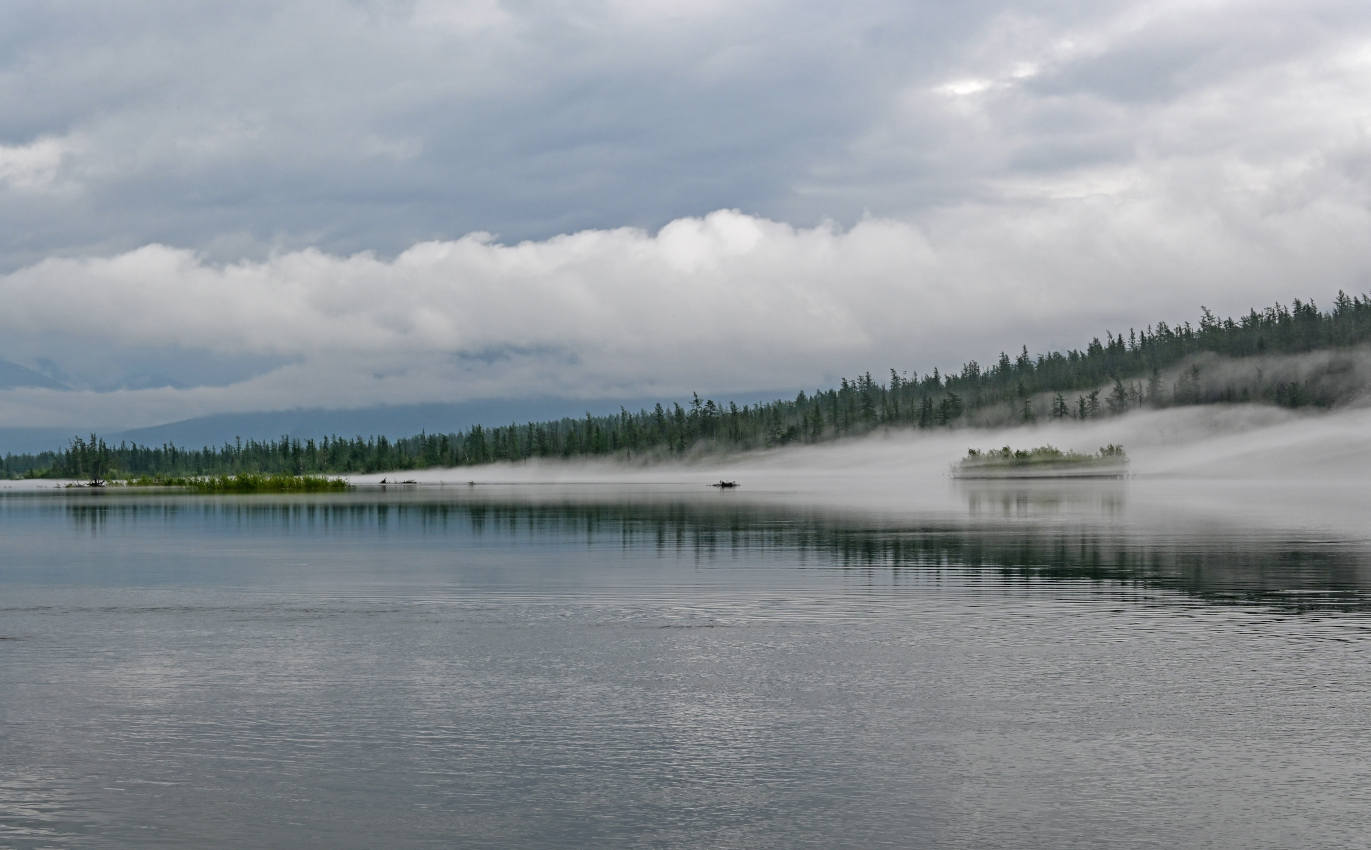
[5,189,1371,428]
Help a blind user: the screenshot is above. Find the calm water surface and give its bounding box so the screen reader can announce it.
[2,483,1370,849]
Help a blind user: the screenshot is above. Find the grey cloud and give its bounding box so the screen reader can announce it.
[1035,2,1370,107]
[0,0,1092,269]
[4,1,1371,428]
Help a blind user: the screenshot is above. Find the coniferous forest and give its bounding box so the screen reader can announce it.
[5,293,1371,480]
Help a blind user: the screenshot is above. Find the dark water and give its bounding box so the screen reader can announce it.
[2,484,1370,849]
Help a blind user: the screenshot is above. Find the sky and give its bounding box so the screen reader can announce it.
[3,0,1371,430]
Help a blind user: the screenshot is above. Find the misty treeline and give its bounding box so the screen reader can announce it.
[5,292,1371,479]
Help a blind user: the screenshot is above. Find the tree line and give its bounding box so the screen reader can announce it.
[4,291,1370,479]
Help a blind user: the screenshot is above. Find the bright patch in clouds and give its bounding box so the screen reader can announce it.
[937,79,993,97]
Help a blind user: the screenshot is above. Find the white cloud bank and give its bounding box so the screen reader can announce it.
[4,178,1371,429]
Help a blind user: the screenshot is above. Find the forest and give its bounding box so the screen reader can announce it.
[4,292,1371,480]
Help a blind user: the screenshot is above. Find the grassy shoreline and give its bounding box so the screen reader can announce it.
[122,473,352,493]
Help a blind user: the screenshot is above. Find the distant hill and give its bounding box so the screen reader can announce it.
[0,359,67,390]
[107,400,642,448]
[0,393,795,456]
[0,427,83,455]
[2,394,799,458]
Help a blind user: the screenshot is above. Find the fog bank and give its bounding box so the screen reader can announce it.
[354,404,1371,542]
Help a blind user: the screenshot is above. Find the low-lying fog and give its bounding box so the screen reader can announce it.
[351,404,1371,543]
[6,403,1365,542]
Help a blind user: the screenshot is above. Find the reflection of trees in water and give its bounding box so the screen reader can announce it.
[64,497,111,536]
[960,483,1127,519]
[61,493,1371,612]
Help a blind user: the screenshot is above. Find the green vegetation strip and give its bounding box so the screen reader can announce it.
[127,473,352,493]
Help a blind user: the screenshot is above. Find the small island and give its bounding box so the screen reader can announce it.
[953,444,1128,479]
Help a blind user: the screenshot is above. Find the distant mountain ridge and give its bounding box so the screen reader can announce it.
[2,393,797,456]
[111,400,654,448]
[0,359,67,390]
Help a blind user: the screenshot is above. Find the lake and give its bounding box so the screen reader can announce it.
[2,480,1370,848]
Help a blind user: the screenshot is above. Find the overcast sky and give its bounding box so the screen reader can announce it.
[3,0,1371,429]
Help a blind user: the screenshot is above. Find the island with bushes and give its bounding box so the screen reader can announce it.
[953,445,1129,479]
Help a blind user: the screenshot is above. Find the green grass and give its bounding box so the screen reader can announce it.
[125,473,352,493]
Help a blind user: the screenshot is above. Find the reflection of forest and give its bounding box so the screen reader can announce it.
[54,490,1371,612]
[959,481,1128,518]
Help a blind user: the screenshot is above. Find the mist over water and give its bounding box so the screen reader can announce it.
[4,404,1370,849]
[348,404,1371,542]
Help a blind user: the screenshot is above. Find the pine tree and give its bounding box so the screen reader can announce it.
[1051,393,1069,419]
